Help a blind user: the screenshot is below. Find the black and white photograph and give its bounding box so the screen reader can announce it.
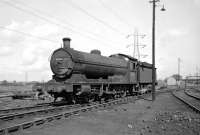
[0,0,200,134]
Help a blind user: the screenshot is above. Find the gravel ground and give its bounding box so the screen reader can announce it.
[16,92,200,135]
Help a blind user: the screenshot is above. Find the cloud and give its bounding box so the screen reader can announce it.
[31,23,59,37]
[168,29,187,37]
[21,47,38,65]
[0,21,32,43]
[0,20,61,81]
[193,0,200,6]
[0,46,13,56]
[158,28,188,47]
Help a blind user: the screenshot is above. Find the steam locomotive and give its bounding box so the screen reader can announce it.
[46,37,156,103]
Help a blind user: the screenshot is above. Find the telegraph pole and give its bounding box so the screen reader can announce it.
[196,66,199,87]
[151,0,156,101]
[150,0,165,101]
[178,58,181,86]
[25,72,28,85]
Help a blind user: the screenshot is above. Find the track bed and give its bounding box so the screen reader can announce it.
[16,90,200,135]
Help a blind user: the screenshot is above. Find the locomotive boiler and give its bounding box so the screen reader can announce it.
[50,38,128,80]
[47,37,156,103]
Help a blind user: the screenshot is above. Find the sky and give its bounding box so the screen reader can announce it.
[0,0,199,82]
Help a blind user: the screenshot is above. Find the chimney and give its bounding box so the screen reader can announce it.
[63,37,71,48]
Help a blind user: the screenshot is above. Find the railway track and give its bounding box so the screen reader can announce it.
[0,89,173,134]
[172,89,200,113]
[0,102,54,117]
[0,88,171,117]
[0,103,82,130]
[185,89,200,100]
[0,103,81,119]
[0,95,138,135]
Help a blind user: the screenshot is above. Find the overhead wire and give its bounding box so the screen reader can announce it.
[97,0,132,31]
[0,26,59,43]
[10,0,120,45]
[65,0,127,36]
[0,0,118,48]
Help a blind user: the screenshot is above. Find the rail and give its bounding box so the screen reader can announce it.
[0,96,137,135]
[172,89,200,113]
[184,89,200,100]
[0,102,51,114]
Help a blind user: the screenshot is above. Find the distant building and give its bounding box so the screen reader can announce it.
[167,77,176,86]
